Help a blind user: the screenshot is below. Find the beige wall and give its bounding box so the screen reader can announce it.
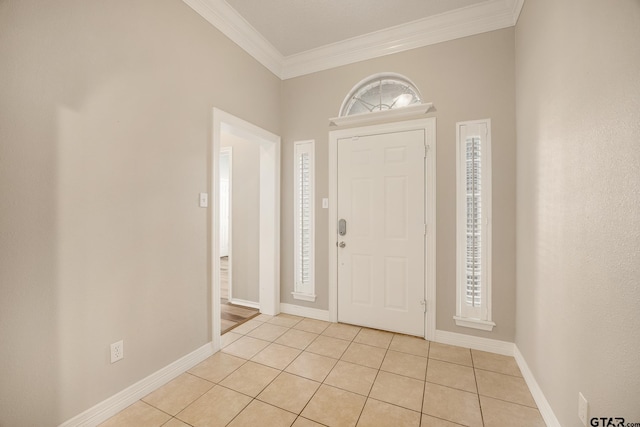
[515,0,640,425]
[221,132,260,303]
[0,0,280,425]
[281,28,517,341]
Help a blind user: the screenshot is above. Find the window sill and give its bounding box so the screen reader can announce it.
[453,316,496,331]
[291,292,317,302]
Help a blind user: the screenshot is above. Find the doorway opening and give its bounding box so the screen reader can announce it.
[218,144,261,334]
[211,109,281,351]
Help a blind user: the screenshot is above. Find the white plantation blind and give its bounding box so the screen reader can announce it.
[465,136,482,309]
[293,141,315,300]
[456,121,492,323]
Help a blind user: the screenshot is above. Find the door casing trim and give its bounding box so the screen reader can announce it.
[328,117,436,340]
[212,108,281,352]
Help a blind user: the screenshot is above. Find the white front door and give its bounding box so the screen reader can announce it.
[337,129,426,336]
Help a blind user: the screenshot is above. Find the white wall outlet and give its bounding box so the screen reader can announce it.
[110,340,124,364]
[199,193,208,208]
[578,392,589,425]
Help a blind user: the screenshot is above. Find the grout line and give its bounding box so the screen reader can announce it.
[477,394,540,410]
[420,342,429,424]
[473,366,525,378]
[352,332,392,427]
[471,348,486,427]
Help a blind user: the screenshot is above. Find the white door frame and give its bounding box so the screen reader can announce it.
[328,117,436,341]
[212,108,281,351]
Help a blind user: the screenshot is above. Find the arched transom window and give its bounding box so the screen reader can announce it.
[339,73,423,117]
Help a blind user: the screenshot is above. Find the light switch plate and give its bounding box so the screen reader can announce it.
[199,193,208,208]
[322,198,329,209]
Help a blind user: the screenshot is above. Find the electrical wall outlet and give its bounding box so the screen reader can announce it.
[578,392,589,426]
[110,340,124,363]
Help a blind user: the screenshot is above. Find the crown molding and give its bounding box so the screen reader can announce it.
[282,0,522,79]
[184,0,525,81]
[182,0,283,77]
[512,0,526,25]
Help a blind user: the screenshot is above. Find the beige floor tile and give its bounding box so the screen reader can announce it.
[480,395,546,427]
[471,350,522,376]
[251,343,302,370]
[268,314,303,328]
[275,328,318,350]
[293,318,331,334]
[301,384,366,427]
[422,382,482,427]
[254,314,274,322]
[285,351,338,382]
[306,335,350,359]
[475,369,537,407]
[257,372,321,414]
[420,414,466,426]
[227,400,297,427]
[341,342,387,369]
[389,334,429,357]
[99,401,171,427]
[219,361,280,397]
[221,332,242,348]
[222,336,271,359]
[428,343,472,367]
[292,417,325,427]
[188,352,245,383]
[162,418,191,427]
[381,350,427,380]
[357,398,421,427]
[369,371,424,412]
[232,319,264,335]
[247,323,289,342]
[324,360,378,395]
[426,359,476,393]
[177,385,251,427]
[353,328,394,349]
[322,323,361,341]
[142,373,214,415]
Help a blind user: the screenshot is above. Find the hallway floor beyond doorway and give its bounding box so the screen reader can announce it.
[221,301,259,335]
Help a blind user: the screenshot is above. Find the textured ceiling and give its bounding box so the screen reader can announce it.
[226,0,491,56]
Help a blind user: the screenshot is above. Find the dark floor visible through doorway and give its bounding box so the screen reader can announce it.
[220,256,259,334]
[221,301,259,334]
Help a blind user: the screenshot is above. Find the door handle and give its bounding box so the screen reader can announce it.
[338,241,346,248]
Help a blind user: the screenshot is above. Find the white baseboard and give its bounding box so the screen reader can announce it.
[280,303,332,322]
[229,298,260,309]
[514,346,561,427]
[434,329,515,356]
[59,342,214,427]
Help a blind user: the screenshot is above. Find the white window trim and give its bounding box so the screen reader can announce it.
[293,140,316,302]
[455,119,495,331]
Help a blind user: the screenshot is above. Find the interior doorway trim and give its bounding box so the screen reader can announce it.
[212,108,281,352]
[328,117,437,341]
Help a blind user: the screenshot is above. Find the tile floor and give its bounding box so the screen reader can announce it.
[99,314,546,427]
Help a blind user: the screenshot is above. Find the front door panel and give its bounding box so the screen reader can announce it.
[337,130,426,336]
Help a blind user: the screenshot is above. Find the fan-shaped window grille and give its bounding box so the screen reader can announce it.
[339,74,423,117]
